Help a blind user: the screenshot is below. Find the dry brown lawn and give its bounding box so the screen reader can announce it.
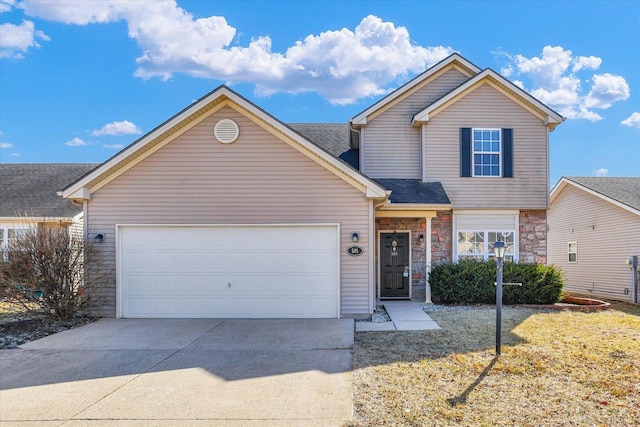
[351,305,640,426]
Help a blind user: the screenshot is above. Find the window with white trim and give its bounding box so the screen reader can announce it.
[473,129,501,177]
[568,242,577,263]
[457,230,515,261]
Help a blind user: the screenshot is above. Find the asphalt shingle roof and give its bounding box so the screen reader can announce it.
[287,123,359,169]
[565,176,640,212]
[288,124,452,204]
[373,179,451,205]
[0,163,99,218]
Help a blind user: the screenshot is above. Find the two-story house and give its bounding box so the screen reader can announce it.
[60,53,563,319]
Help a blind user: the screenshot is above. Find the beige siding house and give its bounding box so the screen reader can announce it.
[61,53,565,318]
[548,177,640,303]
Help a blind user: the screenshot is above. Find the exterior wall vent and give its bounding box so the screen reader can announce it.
[214,119,240,144]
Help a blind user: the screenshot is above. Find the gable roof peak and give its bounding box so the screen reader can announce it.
[412,67,565,129]
[350,52,481,125]
[551,176,640,215]
[61,83,386,201]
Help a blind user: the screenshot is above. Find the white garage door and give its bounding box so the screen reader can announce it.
[118,225,340,318]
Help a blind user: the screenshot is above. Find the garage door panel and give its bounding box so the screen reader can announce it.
[228,274,336,295]
[119,225,339,318]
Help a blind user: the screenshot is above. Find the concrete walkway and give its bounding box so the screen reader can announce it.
[1,318,354,426]
[356,301,441,332]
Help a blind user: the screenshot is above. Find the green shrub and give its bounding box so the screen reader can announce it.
[430,259,564,305]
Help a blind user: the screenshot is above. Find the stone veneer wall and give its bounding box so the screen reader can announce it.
[519,210,547,264]
[375,218,427,300]
[431,211,453,265]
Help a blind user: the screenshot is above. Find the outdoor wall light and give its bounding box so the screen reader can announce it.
[93,233,104,243]
[352,232,359,242]
[419,234,424,242]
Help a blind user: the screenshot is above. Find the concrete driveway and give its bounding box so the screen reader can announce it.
[0,318,354,426]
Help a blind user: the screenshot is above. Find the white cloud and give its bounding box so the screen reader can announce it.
[65,137,89,147]
[19,0,453,104]
[0,0,16,13]
[500,64,513,77]
[92,120,141,136]
[10,152,20,157]
[103,143,124,149]
[0,19,49,58]
[0,142,12,148]
[572,55,601,72]
[583,73,630,109]
[593,168,608,177]
[621,112,640,128]
[501,46,630,122]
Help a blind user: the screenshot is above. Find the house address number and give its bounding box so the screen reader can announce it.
[347,246,364,256]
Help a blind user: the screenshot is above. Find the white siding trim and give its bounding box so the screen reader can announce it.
[425,216,433,303]
[360,128,365,173]
[368,200,376,313]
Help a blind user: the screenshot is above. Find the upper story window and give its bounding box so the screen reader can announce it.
[460,127,513,178]
[473,129,501,177]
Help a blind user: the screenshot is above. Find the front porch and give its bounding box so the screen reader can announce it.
[375,211,453,303]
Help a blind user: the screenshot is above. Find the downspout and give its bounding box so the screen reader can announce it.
[349,121,364,173]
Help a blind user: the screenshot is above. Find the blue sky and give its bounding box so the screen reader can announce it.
[1,0,638,185]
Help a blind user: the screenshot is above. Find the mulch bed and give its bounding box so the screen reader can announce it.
[0,313,97,349]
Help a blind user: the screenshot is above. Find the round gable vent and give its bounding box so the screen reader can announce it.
[214,119,239,144]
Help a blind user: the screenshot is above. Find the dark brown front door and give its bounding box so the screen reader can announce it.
[380,232,410,299]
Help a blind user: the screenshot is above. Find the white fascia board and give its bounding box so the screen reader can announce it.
[549,177,569,203]
[66,187,91,200]
[452,209,520,215]
[366,187,388,199]
[0,216,74,224]
[413,69,565,126]
[351,53,481,125]
[377,203,452,211]
[552,178,640,217]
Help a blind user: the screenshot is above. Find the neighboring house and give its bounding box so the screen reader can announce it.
[60,53,564,319]
[548,177,640,303]
[0,163,98,261]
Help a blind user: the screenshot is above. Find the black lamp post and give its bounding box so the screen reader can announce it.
[493,240,506,356]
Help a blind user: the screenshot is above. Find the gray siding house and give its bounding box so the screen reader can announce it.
[548,177,640,303]
[60,53,565,318]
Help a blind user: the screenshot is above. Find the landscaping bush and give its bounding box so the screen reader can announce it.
[430,259,564,305]
[0,224,109,320]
